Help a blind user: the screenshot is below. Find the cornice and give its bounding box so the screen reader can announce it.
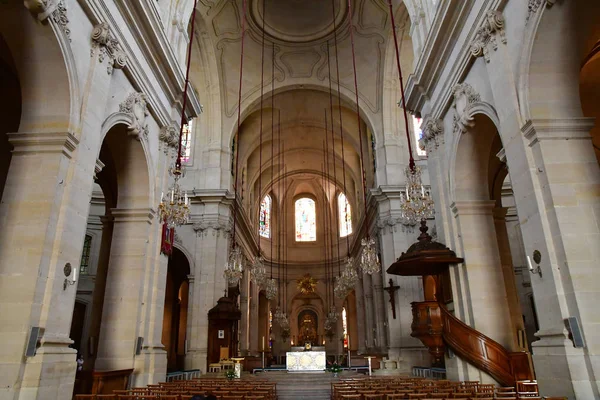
[405,0,504,119]
[79,0,202,128]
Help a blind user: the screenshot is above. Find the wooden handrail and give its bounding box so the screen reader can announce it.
[411,301,533,386]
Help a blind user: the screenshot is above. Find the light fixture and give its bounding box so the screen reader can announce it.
[158,166,190,228]
[360,237,381,275]
[158,0,197,228]
[250,254,267,287]
[387,0,436,228]
[63,262,77,290]
[399,166,435,226]
[264,278,277,300]
[224,246,244,286]
[335,257,358,299]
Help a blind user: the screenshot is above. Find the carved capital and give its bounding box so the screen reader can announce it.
[192,219,233,239]
[452,83,481,135]
[91,22,127,74]
[24,0,70,40]
[470,11,506,62]
[419,118,444,152]
[119,92,150,140]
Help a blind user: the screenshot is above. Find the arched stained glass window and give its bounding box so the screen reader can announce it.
[259,195,271,238]
[181,119,193,163]
[338,193,352,237]
[295,198,316,242]
[412,116,426,156]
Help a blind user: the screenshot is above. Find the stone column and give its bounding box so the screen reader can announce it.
[353,275,367,355]
[451,201,513,350]
[186,193,232,373]
[362,274,375,350]
[239,273,250,355]
[373,186,427,371]
[85,215,115,370]
[249,281,260,354]
[493,207,526,351]
[94,209,155,371]
[371,269,387,351]
[0,132,90,399]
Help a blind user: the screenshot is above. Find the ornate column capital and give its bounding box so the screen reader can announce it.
[91,22,127,74]
[192,217,233,238]
[470,10,507,63]
[419,118,444,152]
[24,0,70,40]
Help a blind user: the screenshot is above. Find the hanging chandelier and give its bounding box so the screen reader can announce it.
[158,0,198,228]
[328,305,339,323]
[360,236,381,275]
[159,166,190,228]
[250,255,267,287]
[334,257,358,299]
[264,277,277,300]
[386,0,435,227]
[399,166,435,226]
[224,246,244,286]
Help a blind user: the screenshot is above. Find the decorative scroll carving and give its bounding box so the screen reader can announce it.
[119,93,150,140]
[159,124,179,154]
[452,83,481,134]
[470,11,506,62]
[193,220,232,238]
[376,217,415,235]
[91,22,127,74]
[419,118,444,152]
[24,0,71,40]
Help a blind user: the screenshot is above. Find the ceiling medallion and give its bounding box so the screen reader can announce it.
[296,273,318,295]
[249,0,348,44]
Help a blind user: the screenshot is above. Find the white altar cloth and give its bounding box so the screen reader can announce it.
[286,351,326,372]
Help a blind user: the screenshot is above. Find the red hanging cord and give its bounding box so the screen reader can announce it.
[257,0,266,255]
[232,0,248,248]
[387,0,415,172]
[270,43,275,279]
[176,0,199,171]
[347,0,371,240]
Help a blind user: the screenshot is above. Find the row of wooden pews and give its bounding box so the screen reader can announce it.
[331,376,565,400]
[74,377,277,400]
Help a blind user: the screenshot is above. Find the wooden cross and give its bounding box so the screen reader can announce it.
[383,278,400,319]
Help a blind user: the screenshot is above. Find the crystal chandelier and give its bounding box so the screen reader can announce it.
[224,246,244,286]
[335,257,358,299]
[328,306,339,323]
[399,166,435,226]
[250,255,267,287]
[359,237,381,275]
[159,166,190,228]
[264,278,277,300]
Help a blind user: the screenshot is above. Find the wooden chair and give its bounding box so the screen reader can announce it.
[96,396,117,400]
[363,395,384,400]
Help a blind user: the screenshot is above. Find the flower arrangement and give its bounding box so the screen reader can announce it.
[224,369,236,380]
[328,362,342,375]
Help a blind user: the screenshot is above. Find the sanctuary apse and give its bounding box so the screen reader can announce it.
[0,0,599,399]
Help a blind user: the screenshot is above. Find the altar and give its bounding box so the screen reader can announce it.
[286,351,326,372]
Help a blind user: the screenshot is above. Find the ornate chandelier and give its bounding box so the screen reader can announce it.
[334,257,358,299]
[328,306,339,323]
[360,236,381,275]
[264,278,277,300]
[399,166,435,226]
[250,255,267,287]
[224,246,244,286]
[159,166,190,228]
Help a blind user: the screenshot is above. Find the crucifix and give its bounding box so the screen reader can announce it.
[384,278,400,319]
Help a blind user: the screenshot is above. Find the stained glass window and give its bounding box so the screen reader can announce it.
[338,193,352,237]
[80,234,92,275]
[181,119,193,163]
[259,195,271,238]
[295,198,316,242]
[342,307,348,348]
[412,116,426,156]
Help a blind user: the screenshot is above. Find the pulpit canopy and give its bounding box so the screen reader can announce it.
[208,296,241,320]
[387,220,464,277]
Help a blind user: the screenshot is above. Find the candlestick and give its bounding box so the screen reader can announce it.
[262,336,265,351]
